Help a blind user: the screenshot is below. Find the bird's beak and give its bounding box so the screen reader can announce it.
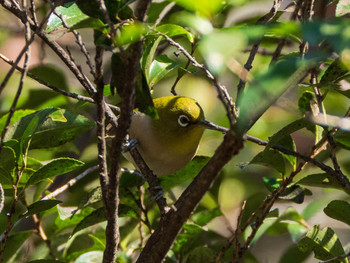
[199,120,229,134]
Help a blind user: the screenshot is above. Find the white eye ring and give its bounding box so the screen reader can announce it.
[178,115,190,127]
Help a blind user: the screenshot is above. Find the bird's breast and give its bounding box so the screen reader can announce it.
[128,114,199,176]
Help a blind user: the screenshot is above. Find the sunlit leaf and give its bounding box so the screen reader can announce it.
[149,55,181,87]
[171,11,213,35]
[156,24,195,43]
[114,22,148,46]
[46,2,88,38]
[4,108,95,149]
[199,27,246,75]
[237,56,316,134]
[173,0,225,18]
[298,226,348,262]
[70,17,108,34]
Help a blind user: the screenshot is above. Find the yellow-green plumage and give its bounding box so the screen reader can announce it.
[128,96,206,176]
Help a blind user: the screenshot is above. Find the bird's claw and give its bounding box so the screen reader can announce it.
[150,186,165,201]
[122,139,138,153]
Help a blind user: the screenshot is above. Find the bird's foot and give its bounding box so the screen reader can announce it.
[150,185,165,201]
[122,139,138,153]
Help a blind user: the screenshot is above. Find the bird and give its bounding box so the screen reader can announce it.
[126,96,227,176]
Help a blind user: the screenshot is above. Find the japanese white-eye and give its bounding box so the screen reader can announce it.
[127,96,226,176]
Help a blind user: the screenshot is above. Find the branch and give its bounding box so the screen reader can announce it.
[128,147,169,214]
[102,1,152,262]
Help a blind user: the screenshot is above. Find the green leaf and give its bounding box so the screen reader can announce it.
[114,22,148,46]
[191,207,222,226]
[279,184,307,204]
[72,207,106,236]
[156,24,195,43]
[55,206,94,234]
[70,17,107,34]
[250,149,286,175]
[141,36,163,84]
[120,170,145,188]
[263,177,281,192]
[26,158,84,186]
[187,247,216,263]
[320,58,349,86]
[336,0,350,17]
[4,108,95,149]
[237,56,317,134]
[173,0,225,18]
[173,223,204,254]
[21,199,62,218]
[240,193,267,228]
[159,156,210,191]
[297,173,344,191]
[76,0,129,23]
[147,1,172,23]
[303,20,350,53]
[1,231,33,262]
[149,55,181,87]
[0,109,35,132]
[333,130,350,148]
[172,11,214,35]
[298,226,348,262]
[77,187,103,211]
[279,244,311,263]
[72,205,137,235]
[135,74,158,119]
[0,146,16,177]
[75,251,103,263]
[46,2,89,38]
[324,200,350,226]
[198,27,246,75]
[28,64,69,91]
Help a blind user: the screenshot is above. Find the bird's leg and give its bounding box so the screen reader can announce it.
[122,137,138,153]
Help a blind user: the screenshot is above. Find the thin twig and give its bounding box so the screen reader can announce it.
[171,43,195,95]
[236,0,283,101]
[53,9,96,78]
[0,53,121,112]
[129,147,169,214]
[0,5,31,258]
[270,0,304,63]
[321,252,350,263]
[0,9,31,153]
[97,0,116,38]
[160,33,236,127]
[0,5,52,95]
[42,166,98,200]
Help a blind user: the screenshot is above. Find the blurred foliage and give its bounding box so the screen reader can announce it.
[0,0,350,262]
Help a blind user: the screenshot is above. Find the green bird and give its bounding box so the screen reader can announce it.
[127,96,226,176]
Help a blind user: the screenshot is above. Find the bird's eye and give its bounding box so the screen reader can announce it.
[178,115,190,127]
